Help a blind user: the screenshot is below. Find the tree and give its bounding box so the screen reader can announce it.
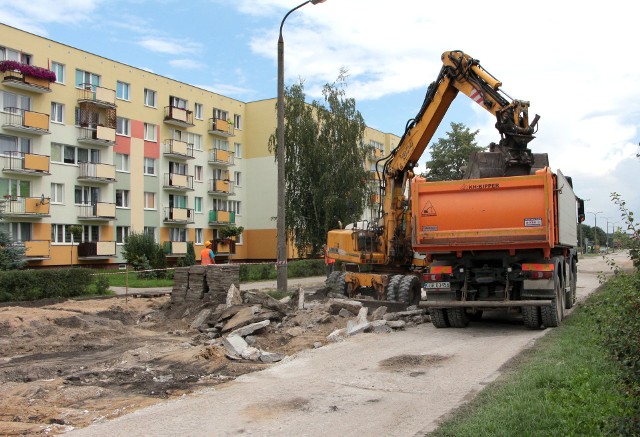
[422,122,486,181]
[121,232,167,278]
[0,229,26,270]
[269,71,369,257]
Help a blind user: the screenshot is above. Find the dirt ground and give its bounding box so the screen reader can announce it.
[0,289,347,435]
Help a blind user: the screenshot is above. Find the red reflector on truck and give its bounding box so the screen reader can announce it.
[429,266,453,274]
[522,263,554,272]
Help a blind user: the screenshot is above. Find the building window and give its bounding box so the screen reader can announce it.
[234,143,242,159]
[51,144,99,164]
[116,117,130,136]
[0,134,31,155]
[144,226,157,242]
[169,194,187,208]
[116,226,130,244]
[230,200,242,216]
[116,81,130,100]
[188,132,202,151]
[194,197,202,213]
[0,178,30,197]
[74,186,100,205]
[169,227,187,242]
[214,108,228,121]
[115,189,130,208]
[115,153,130,172]
[1,46,31,63]
[144,192,156,209]
[194,165,203,182]
[144,123,157,142]
[51,183,64,204]
[144,157,156,175]
[144,88,156,107]
[233,114,242,129]
[51,224,74,244]
[51,62,65,84]
[170,96,187,109]
[195,228,203,245]
[50,102,64,124]
[194,103,203,120]
[234,171,241,187]
[75,69,100,88]
[1,91,31,112]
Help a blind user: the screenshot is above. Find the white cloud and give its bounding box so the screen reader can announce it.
[194,83,256,98]
[138,37,202,55]
[0,0,103,30]
[169,59,205,70]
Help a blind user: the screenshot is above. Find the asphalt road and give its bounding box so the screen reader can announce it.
[71,252,628,437]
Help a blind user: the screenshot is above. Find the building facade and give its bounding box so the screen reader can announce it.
[0,24,400,267]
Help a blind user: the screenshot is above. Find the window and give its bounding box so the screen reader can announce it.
[214,108,228,121]
[0,178,30,198]
[51,62,65,84]
[116,117,130,136]
[233,114,242,129]
[116,226,130,244]
[75,69,100,88]
[50,102,64,124]
[51,224,75,244]
[1,91,30,112]
[169,194,187,208]
[213,138,229,151]
[1,222,31,242]
[74,186,100,205]
[229,200,242,216]
[235,232,243,245]
[144,192,156,209]
[169,227,187,242]
[0,134,30,155]
[195,228,203,245]
[77,148,100,163]
[188,132,202,150]
[169,161,187,175]
[81,225,100,243]
[144,226,157,242]
[144,157,156,175]
[144,123,157,142]
[194,197,202,213]
[170,96,187,109]
[116,81,130,100]
[194,165,203,182]
[115,153,130,172]
[234,143,242,159]
[51,183,64,204]
[0,46,31,63]
[144,88,157,107]
[115,189,130,208]
[51,144,99,164]
[234,171,241,187]
[194,103,203,120]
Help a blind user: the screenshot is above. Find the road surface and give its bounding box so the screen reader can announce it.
[71,252,628,437]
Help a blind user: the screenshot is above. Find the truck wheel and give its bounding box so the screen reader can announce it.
[430,309,449,328]
[565,260,577,309]
[447,308,469,328]
[397,275,421,305]
[385,275,402,301]
[541,273,565,327]
[522,306,543,329]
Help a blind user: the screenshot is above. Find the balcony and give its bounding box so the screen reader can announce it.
[9,240,51,260]
[208,118,234,137]
[77,84,117,109]
[2,151,50,175]
[2,108,50,135]
[1,66,53,93]
[208,148,234,166]
[164,106,194,127]
[78,162,116,183]
[208,178,235,196]
[163,207,194,224]
[0,196,50,218]
[163,173,194,191]
[77,125,116,147]
[77,202,116,221]
[77,241,117,260]
[214,238,236,256]
[209,209,236,225]
[163,139,195,160]
[163,241,188,257]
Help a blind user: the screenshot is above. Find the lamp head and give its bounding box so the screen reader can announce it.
[311,0,326,4]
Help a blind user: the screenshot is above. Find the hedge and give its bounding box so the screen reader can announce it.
[239,259,326,282]
[0,268,93,302]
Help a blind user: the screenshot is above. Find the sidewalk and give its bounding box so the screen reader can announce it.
[111,275,328,296]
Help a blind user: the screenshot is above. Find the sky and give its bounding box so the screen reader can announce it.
[1,0,639,237]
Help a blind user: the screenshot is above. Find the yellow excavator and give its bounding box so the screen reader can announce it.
[325,50,541,304]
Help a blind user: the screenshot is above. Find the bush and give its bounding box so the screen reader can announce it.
[238,258,325,282]
[0,268,93,302]
[94,274,110,295]
[121,232,167,279]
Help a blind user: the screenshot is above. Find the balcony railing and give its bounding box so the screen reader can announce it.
[78,162,116,183]
[163,241,188,256]
[77,125,116,146]
[214,238,236,255]
[163,207,195,224]
[163,139,195,159]
[208,118,234,137]
[10,240,51,259]
[0,196,50,217]
[2,151,50,175]
[163,172,194,191]
[2,70,53,93]
[77,84,117,108]
[77,241,116,258]
[2,108,50,134]
[208,148,234,166]
[77,202,116,220]
[164,106,194,127]
[208,209,235,225]
[208,178,235,196]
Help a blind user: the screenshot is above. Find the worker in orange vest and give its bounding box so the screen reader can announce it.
[324,244,335,278]
[200,241,216,265]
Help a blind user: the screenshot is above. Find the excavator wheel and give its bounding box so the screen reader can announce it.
[397,275,421,305]
[325,271,347,296]
[385,275,403,301]
[430,309,449,328]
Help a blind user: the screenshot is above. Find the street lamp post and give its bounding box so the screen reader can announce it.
[277,0,327,294]
[587,211,603,251]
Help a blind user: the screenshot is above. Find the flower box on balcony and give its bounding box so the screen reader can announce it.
[0,61,56,82]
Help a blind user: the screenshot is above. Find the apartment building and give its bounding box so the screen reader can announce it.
[0,24,400,267]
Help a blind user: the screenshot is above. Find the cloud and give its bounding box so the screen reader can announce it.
[195,83,256,99]
[138,37,202,55]
[0,0,103,32]
[169,59,205,70]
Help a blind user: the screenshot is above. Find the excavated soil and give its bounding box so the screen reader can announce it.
[0,292,346,435]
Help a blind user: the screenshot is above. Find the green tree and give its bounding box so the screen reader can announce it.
[422,122,486,181]
[269,72,369,257]
[121,232,167,278]
[0,229,26,270]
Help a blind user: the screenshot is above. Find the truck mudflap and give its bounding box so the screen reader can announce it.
[418,300,553,308]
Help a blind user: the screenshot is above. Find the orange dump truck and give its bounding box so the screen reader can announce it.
[412,167,585,329]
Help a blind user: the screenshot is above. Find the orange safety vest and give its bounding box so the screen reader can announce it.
[200,248,215,265]
[324,248,335,265]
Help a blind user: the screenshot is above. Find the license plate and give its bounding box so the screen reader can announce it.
[424,282,451,289]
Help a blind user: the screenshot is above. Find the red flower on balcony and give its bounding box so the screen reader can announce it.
[0,61,57,82]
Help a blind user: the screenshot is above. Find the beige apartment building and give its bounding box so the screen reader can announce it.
[0,23,399,267]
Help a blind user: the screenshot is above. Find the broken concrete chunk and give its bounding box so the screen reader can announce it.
[225,284,242,308]
[286,327,304,337]
[260,351,285,363]
[395,309,427,317]
[338,308,352,318]
[368,324,392,334]
[383,313,399,321]
[279,296,292,305]
[241,347,262,361]
[313,341,323,349]
[328,298,362,316]
[228,320,270,338]
[347,320,371,336]
[223,335,248,357]
[387,320,406,329]
[190,309,212,331]
[327,328,347,342]
[356,307,369,324]
[242,291,288,315]
[297,286,305,310]
[371,306,388,320]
